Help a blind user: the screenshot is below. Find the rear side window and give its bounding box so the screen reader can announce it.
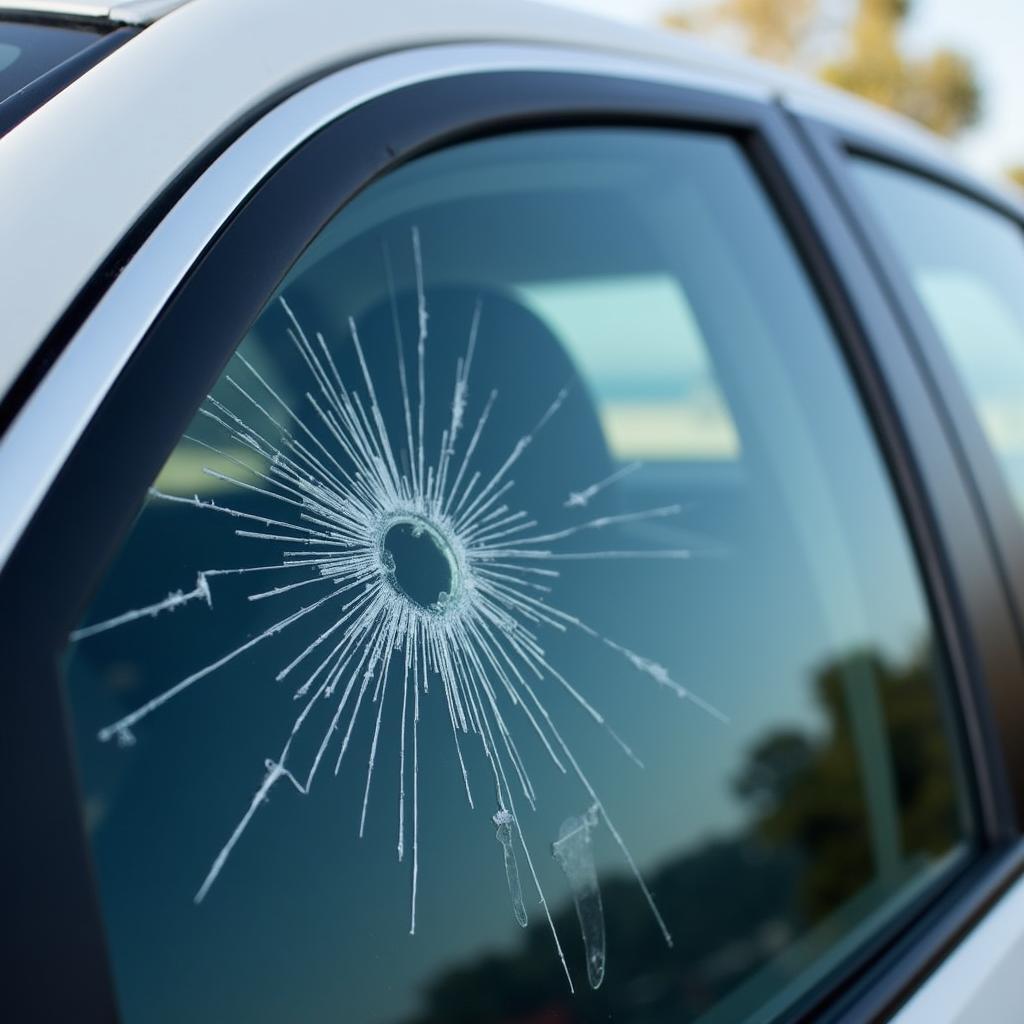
[852,160,1024,513]
[64,127,968,1023]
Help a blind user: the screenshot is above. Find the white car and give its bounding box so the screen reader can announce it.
[2,2,1024,1022]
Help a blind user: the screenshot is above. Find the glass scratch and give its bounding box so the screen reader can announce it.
[70,571,212,640]
[552,804,606,990]
[494,807,528,928]
[564,460,642,509]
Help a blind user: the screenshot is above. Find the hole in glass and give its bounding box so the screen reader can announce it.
[380,517,459,610]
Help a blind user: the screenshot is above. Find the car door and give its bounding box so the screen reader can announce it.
[1,45,1018,1024]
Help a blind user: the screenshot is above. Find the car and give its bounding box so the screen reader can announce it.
[3,1,1024,1021]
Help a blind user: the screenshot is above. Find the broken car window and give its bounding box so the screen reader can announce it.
[64,129,968,1024]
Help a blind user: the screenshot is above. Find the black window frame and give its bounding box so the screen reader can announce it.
[796,114,1024,805]
[2,66,1022,1024]
[0,18,137,139]
[791,112,1024,1014]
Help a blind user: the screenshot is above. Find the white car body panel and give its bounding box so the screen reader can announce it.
[0,0,949,400]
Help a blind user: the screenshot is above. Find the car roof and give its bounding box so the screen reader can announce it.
[0,0,954,404]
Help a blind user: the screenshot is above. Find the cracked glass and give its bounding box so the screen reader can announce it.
[63,128,969,1023]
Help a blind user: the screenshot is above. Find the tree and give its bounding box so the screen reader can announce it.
[663,0,818,65]
[821,0,980,136]
[735,647,960,917]
[664,0,981,138]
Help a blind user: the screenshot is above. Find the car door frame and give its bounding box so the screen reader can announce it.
[795,112,1024,665]
[1,43,1022,1023]
[788,111,1024,1023]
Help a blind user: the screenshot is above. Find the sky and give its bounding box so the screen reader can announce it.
[548,0,1024,183]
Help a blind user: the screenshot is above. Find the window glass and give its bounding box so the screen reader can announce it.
[64,128,968,1023]
[0,42,19,75]
[853,159,1024,512]
[0,20,100,103]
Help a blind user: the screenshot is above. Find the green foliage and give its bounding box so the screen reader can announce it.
[401,645,961,1021]
[822,1,980,136]
[735,647,960,918]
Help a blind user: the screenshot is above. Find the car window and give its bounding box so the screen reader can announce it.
[0,20,102,102]
[63,127,969,1024]
[852,159,1024,514]
[0,41,18,74]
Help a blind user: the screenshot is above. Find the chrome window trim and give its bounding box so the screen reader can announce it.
[0,42,769,571]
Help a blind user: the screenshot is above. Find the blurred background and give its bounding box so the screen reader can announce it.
[549,0,1024,189]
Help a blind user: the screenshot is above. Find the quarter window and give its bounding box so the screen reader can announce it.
[853,159,1024,515]
[64,127,968,1023]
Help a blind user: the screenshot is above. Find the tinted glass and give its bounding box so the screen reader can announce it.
[854,159,1024,512]
[0,41,18,74]
[64,128,968,1023]
[0,20,100,102]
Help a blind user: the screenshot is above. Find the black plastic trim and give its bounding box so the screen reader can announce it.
[828,841,1024,1022]
[794,114,1024,831]
[0,22,132,138]
[781,109,1024,1022]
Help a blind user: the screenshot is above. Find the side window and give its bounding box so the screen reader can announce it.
[64,127,968,1022]
[852,159,1024,514]
[0,20,103,101]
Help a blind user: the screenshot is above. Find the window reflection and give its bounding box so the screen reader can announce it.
[519,275,740,461]
[854,160,1024,513]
